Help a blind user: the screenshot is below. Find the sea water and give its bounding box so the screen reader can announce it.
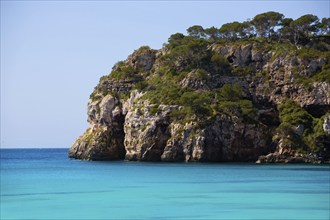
[1,148,329,220]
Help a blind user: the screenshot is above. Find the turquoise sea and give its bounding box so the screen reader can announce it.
[1,148,329,220]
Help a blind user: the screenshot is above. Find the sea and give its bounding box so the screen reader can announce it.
[0,148,329,220]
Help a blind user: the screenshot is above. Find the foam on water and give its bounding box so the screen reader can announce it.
[1,148,329,219]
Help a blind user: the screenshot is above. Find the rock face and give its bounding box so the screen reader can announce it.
[69,42,330,163]
[69,94,126,160]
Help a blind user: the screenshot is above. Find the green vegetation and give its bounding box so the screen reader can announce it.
[297,47,330,60]
[219,21,250,40]
[91,12,329,156]
[312,63,330,83]
[140,72,257,124]
[180,11,329,46]
[121,11,327,131]
[279,100,313,127]
[132,81,149,91]
[104,11,328,85]
[277,100,329,153]
[107,46,156,81]
[149,104,160,115]
[109,61,140,81]
[252,12,284,39]
[292,47,330,85]
[161,38,211,72]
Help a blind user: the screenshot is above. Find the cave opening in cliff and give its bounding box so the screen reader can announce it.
[305,105,330,118]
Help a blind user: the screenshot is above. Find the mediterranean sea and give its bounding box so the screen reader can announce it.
[1,148,329,220]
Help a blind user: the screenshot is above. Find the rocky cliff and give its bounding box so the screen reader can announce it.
[69,36,330,163]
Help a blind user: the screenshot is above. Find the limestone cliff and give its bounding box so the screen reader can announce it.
[69,37,330,163]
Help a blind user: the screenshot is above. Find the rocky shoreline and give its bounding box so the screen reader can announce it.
[69,37,330,164]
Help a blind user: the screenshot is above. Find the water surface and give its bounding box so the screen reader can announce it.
[1,148,329,219]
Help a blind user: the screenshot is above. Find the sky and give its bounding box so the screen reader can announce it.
[1,0,329,148]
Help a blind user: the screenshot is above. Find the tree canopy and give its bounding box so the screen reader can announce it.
[251,11,284,38]
[178,12,329,46]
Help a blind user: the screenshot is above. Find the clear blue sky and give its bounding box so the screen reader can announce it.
[1,1,329,148]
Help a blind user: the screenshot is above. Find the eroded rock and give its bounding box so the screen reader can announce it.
[69,42,330,163]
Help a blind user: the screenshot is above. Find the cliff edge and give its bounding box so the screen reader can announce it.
[69,13,330,163]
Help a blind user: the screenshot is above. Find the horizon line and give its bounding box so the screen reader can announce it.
[0,147,69,149]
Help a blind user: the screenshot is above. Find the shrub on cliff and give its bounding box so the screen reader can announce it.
[277,100,329,154]
[160,39,211,73]
[279,100,313,128]
[109,62,138,81]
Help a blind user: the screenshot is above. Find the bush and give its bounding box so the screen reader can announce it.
[276,100,329,154]
[133,81,149,91]
[297,47,329,60]
[311,63,330,83]
[239,99,257,121]
[217,100,256,122]
[159,39,211,73]
[211,53,231,75]
[218,83,243,101]
[278,100,313,129]
[232,66,255,76]
[195,69,210,80]
[179,91,212,116]
[109,64,139,81]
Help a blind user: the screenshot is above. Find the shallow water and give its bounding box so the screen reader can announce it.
[1,148,329,219]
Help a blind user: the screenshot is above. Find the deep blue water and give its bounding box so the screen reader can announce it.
[1,148,329,220]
